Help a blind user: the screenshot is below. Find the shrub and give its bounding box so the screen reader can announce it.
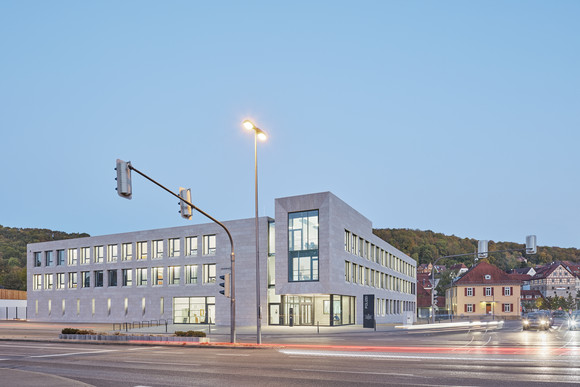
[61,328,79,334]
[174,330,206,337]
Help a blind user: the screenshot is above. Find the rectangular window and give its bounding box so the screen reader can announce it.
[45,251,54,266]
[152,267,163,286]
[108,270,118,287]
[122,243,133,261]
[503,286,512,296]
[169,266,181,285]
[503,303,513,312]
[56,273,65,289]
[152,240,164,259]
[68,272,77,289]
[94,246,104,263]
[57,250,65,266]
[44,274,53,290]
[185,236,198,256]
[344,230,351,252]
[466,304,474,313]
[288,210,319,282]
[34,252,42,267]
[203,264,216,284]
[185,265,198,284]
[107,244,118,263]
[136,241,148,260]
[80,247,90,265]
[33,274,42,290]
[94,270,104,287]
[81,271,90,288]
[136,268,147,286]
[169,238,181,257]
[351,264,357,283]
[466,287,474,297]
[202,235,216,256]
[345,261,350,282]
[485,287,493,297]
[122,269,133,287]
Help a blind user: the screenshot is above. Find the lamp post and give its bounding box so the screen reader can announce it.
[242,119,267,344]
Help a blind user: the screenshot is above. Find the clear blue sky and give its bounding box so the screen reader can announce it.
[1,1,578,248]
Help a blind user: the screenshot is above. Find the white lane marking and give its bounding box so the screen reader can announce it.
[293,368,418,378]
[215,353,250,356]
[30,349,117,358]
[122,361,200,366]
[0,344,96,350]
[278,349,579,363]
[128,347,163,351]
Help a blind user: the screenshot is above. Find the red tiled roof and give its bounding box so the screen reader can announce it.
[508,273,531,282]
[454,261,520,285]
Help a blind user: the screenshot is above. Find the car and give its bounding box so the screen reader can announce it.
[553,310,568,319]
[522,312,551,330]
[567,311,580,330]
[537,310,554,326]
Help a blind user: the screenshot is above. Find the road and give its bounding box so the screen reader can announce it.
[0,320,579,386]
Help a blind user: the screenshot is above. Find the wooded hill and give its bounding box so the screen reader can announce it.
[0,225,89,291]
[0,225,579,291]
[373,228,580,271]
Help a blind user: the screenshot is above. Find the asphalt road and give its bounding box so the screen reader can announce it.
[0,319,579,386]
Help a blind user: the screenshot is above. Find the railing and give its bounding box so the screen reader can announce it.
[113,319,174,332]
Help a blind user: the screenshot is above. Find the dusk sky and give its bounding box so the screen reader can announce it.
[1,1,578,248]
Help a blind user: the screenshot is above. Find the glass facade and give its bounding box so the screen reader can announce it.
[173,296,215,324]
[280,294,355,326]
[288,210,319,282]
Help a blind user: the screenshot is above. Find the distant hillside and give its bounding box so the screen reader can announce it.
[373,228,580,271]
[0,225,89,290]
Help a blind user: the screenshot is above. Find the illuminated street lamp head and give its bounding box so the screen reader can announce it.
[242,120,267,141]
[242,120,256,131]
[256,128,267,141]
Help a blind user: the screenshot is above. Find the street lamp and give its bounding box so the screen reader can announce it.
[243,119,268,344]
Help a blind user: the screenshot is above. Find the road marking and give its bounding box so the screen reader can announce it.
[30,349,117,358]
[122,360,200,366]
[215,353,250,356]
[0,344,93,350]
[293,368,419,378]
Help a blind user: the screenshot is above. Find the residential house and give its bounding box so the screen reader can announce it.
[446,261,521,319]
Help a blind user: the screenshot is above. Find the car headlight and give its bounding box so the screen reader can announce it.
[570,320,577,327]
[523,320,529,325]
[540,320,547,325]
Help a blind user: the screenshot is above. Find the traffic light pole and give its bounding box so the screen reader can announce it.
[126,163,236,344]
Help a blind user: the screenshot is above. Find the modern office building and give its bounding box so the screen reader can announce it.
[27,192,417,326]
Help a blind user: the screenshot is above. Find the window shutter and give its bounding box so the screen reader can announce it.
[464,304,467,312]
[491,287,494,296]
[502,287,505,296]
[465,288,467,296]
[510,303,514,312]
[510,287,513,295]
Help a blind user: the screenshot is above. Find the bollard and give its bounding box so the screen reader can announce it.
[165,320,168,333]
[317,321,319,334]
[374,319,376,332]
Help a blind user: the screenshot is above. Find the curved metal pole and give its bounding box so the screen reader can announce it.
[128,164,236,343]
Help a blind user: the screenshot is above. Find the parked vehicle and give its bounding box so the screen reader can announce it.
[522,312,550,330]
[567,311,580,330]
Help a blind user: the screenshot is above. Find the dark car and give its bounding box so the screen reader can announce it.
[568,311,580,330]
[522,312,550,330]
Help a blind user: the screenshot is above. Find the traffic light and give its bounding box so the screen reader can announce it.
[219,273,230,298]
[179,187,192,220]
[526,235,537,255]
[477,240,488,259]
[115,159,132,199]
